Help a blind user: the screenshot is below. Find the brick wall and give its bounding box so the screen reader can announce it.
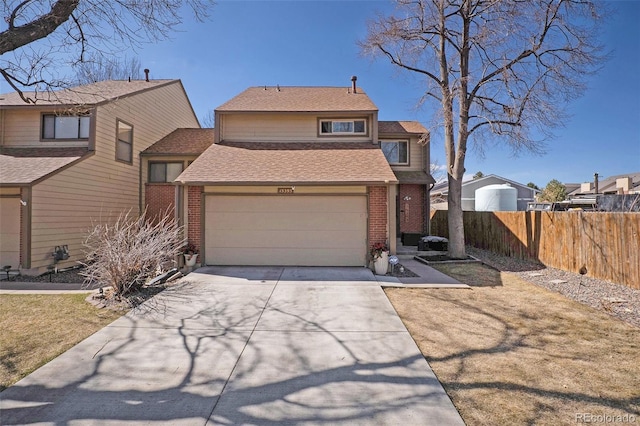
[399,184,425,234]
[187,186,202,252]
[368,186,388,248]
[145,184,176,222]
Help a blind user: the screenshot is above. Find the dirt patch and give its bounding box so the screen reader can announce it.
[386,263,640,425]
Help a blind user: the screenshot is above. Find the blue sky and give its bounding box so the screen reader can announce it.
[22,1,640,187]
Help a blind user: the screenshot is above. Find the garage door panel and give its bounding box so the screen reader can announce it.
[211,248,364,267]
[209,230,364,249]
[208,196,364,214]
[205,195,368,266]
[211,212,366,231]
[0,197,21,268]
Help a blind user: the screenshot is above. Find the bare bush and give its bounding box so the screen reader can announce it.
[81,209,184,298]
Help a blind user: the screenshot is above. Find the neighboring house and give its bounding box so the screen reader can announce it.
[0,80,200,274]
[431,174,539,211]
[171,80,434,266]
[567,172,640,197]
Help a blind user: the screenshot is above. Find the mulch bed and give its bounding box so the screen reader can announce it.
[385,264,420,278]
[2,268,86,284]
[417,254,477,263]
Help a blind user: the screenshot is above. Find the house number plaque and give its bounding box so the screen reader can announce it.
[277,187,295,194]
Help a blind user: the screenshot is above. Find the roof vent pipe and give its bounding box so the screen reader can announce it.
[351,75,357,94]
[144,69,150,82]
[594,172,599,194]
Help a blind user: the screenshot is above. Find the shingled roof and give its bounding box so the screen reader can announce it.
[216,86,378,112]
[0,147,90,185]
[176,144,397,185]
[0,80,178,107]
[142,128,214,156]
[378,121,428,134]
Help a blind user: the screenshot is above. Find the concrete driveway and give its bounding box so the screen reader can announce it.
[1,267,464,425]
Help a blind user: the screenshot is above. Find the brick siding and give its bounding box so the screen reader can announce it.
[144,184,176,222]
[187,186,203,253]
[399,184,425,234]
[368,186,388,248]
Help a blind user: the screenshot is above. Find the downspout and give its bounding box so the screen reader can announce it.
[21,187,32,269]
[1,109,5,147]
[138,152,143,214]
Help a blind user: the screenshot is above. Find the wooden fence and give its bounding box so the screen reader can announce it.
[430,210,640,289]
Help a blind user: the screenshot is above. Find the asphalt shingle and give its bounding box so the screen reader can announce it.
[0,148,89,185]
[176,144,397,185]
[216,86,378,112]
[142,128,214,155]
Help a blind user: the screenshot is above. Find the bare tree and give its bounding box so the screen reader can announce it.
[430,159,446,183]
[200,109,215,128]
[1,0,213,103]
[361,0,607,258]
[74,56,142,85]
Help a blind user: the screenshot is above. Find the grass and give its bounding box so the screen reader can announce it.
[386,263,640,425]
[0,294,123,391]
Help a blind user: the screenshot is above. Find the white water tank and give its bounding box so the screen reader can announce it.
[475,184,518,211]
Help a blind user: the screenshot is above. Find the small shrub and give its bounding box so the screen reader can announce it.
[81,209,184,298]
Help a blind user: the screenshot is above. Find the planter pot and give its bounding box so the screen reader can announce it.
[374,251,389,275]
[184,253,198,267]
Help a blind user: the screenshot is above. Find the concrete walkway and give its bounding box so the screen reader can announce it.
[1,266,464,425]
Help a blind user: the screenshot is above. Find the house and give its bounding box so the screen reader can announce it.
[430,174,539,211]
[0,79,200,274]
[172,79,434,266]
[567,172,640,196]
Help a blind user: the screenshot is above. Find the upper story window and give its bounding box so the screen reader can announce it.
[116,120,133,163]
[319,119,366,135]
[42,114,90,140]
[381,140,409,165]
[149,162,184,183]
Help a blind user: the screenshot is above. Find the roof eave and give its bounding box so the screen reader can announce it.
[176,180,398,186]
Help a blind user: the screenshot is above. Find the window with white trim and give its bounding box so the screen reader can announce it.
[42,114,90,140]
[116,120,133,163]
[319,119,366,135]
[149,162,184,183]
[381,140,409,165]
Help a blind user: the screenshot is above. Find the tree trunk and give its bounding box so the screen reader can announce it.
[447,177,465,258]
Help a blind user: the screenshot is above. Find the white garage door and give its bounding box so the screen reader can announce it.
[0,197,21,268]
[205,195,367,266]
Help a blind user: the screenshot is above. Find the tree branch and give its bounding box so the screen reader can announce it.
[0,0,80,55]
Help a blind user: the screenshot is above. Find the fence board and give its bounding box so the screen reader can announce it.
[430,210,640,289]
